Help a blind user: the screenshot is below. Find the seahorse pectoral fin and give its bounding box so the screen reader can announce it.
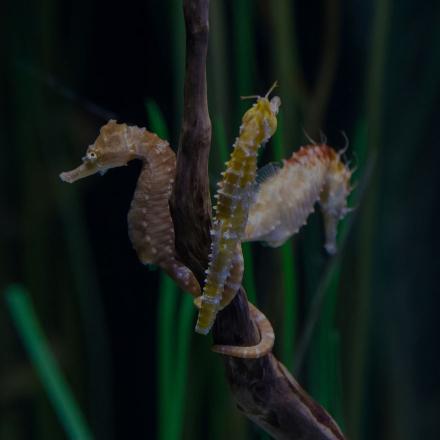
[255,161,282,186]
[60,161,100,183]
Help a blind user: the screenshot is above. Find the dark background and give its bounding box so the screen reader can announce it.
[1,0,439,439]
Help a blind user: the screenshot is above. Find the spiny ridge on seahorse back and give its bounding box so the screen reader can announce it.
[244,144,353,254]
[195,85,281,335]
[59,120,200,296]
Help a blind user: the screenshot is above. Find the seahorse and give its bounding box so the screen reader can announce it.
[244,144,352,254]
[195,85,281,335]
[60,120,201,296]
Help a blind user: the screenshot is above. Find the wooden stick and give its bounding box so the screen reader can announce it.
[171,1,346,438]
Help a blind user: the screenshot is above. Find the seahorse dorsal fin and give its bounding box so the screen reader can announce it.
[256,161,282,186]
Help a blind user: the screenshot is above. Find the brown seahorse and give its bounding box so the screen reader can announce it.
[60,120,201,296]
[195,85,281,335]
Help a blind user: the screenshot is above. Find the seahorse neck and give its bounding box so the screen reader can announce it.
[125,127,166,163]
[126,126,176,263]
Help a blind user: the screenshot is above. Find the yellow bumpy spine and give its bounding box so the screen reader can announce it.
[195,90,281,335]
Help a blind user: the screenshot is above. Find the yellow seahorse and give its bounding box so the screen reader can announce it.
[195,85,281,335]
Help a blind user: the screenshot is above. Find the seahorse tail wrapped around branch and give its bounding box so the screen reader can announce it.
[60,120,200,296]
[193,297,275,359]
[195,87,281,335]
[211,303,275,358]
[244,144,352,254]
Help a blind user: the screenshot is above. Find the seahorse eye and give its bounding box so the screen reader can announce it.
[86,151,97,160]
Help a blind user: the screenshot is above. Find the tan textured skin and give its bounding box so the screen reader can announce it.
[244,144,352,254]
[211,302,275,358]
[195,92,281,335]
[60,120,200,296]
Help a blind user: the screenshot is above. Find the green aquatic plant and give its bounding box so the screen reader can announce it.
[146,99,196,440]
[5,285,93,440]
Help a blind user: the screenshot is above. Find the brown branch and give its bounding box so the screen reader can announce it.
[171,1,346,439]
[171,0,212,281]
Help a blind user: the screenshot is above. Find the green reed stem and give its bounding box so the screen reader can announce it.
[209,0,229,131]
[330,330,345,430]
[293,120,372,375]
[272,116,298,371]
[145,100,170,140]
[232,0,256,117]
[147,99,195,440]
[308,265,341,419]
[170,0,185,140]
[348,0,391,436]
[157,275,179,440]
[270,0,303,147]
[146,100,174,440]
[168,295,196,439]
[213,117,229,164]
[5,285,93,440]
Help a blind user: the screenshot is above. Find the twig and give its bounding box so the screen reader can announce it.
[171,0,212,281]
[171,1,346,438]
[294,154,375,375]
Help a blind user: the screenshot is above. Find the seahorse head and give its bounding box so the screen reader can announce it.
[241,93,281,146]
[60,120,136,183]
